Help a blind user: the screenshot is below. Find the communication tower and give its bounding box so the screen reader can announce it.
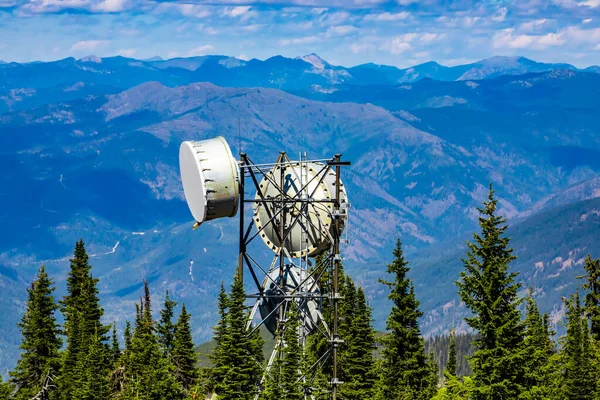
[179,137,350,399]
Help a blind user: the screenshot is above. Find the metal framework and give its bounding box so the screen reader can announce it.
[237,151,350,400]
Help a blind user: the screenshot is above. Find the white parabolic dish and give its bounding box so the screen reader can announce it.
[253,162,347,258]
[179,137,240,224]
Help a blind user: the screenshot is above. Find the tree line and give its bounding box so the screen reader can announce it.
[1,184,600,399]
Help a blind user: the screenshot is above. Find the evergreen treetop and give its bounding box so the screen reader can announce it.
[219,270,263,400]
[446,330,457,377]
[456,184,526,399]
[158,290,178,359]
[376,238,437,400]
[580,255,600,340]
[172,303,199,391]
[10,265,62,400]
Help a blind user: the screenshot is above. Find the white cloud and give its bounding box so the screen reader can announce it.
[279,36,320,46]
[492,7,507,22]
[364,11,410,21]
[350,41,375,54]
[70,40,109,52]
[118,48,136,57]
[492,28,565,50]
[91,0,128,12]
[155,3,210,18]
[596,44,600,50]
[583,18,593,24]
[238,54,250,60]
[519,19,548,32]
[242,24,265,32]
[187,45,215,56]
[384,36,413,54]
[325,25,357,37]
[420,33,446,43]
[223,5,257,21]
[581,0,600,7]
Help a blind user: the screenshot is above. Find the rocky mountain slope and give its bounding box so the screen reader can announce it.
[1,54,599,374]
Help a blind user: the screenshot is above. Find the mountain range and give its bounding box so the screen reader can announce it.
[1,53,599,374]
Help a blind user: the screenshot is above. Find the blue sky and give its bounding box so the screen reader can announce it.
[1,0,600,67]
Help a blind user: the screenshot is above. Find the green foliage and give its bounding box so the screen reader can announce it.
[556,291,597,400]
[119,280,183,400]
[219,270,263,400]
[73,330,109,400]
[432,373,473,400]
[520,291,555,399]
[424,333,477,378]
[208,283,229,394]
[445,330,457,377]
[158,290,178,359]
[376,239,437,400]
[10,265,62,400]
[59,239,110,400]
[173,304,199,391]
[580,255,600,341]
[456,185,527,399]
[340,286,377,400]
[110,323,121,367]
[262,302,304,400]
[0,375,13,400]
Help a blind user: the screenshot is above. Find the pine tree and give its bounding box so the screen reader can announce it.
[0,375,12,400]
[209,283,229,394]
[121,281,183,400]
[73,330,109,400]
[456,185,526,399]
[10,266,62,400]
[580,255,600,340]
[173,304,199,391]
[282,302,305,400]
[340,286,377,400]
[158,290,178,359]
[446,330,457,377]
[219,270,263,400]
[559,291,596,400]
[110,323,121,366]
[59,240,110,400]
[376,239,437,400]
[124,320,132,351]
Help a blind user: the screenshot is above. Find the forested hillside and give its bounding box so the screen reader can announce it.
[2,188,599,400]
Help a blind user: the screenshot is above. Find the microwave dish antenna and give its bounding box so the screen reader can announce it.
[253,162,347,258]
[179,138,351,400]
[179,137,239,225]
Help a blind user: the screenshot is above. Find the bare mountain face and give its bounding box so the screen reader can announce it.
[1,55,600,374]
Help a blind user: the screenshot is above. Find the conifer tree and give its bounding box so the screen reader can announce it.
[446,330,457,377]
[0,375,12,400]
[271,302,304,400]
[520,290,555,399]
[456,185,526,399]
[10,266,62,400]
[158,290,177,359]
[121,281,183,400]
[340,286,377,400]
[580,255,600,340]
[376,239,437,400]
[74,330,109,400]
[60,240,109,399]
[219,270,263,400]
[209,283,229,393]
[124,320,132,351]
[110,323,121,366]
[173,304,199,391]
[559,291,596,400]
